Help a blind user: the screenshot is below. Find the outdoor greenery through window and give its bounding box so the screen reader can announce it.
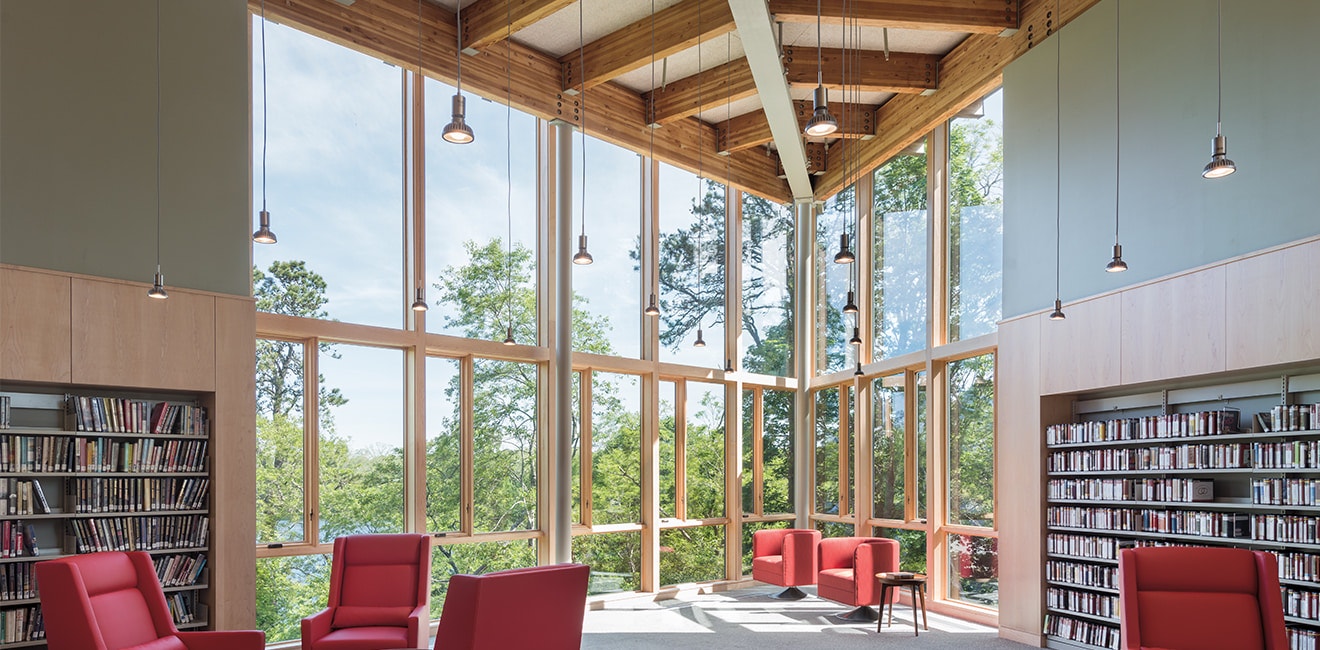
[575,135,642,357]
[948,89,1004,342]
[948,353,995,527]
[815,186,856,374]
[659,164,726,368]
[740,193,795,376]
[872,374,905,521]
[872,143,928,359]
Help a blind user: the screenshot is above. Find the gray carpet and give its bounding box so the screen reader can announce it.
[581,585,1031,649]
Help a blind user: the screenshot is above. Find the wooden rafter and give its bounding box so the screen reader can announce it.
[716,100,877,154]
[794,100,876,138]
[462,0,577,52]
[715,111,773,154]
[769,0,1019,34]
[642,57,758,125]
[783,47,939,93]
[251,0,790,202]
[559,0,735,92]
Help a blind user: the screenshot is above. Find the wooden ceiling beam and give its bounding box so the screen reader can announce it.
[793,100,877,137]
[716,100,877,154]
[559,0,735,92]
[783,47,939,94]
[716,112,774,154]
[253,0,790,202]
[461,0,577,52]
[769,0,1020,35]
[643,58,758,125]
[813,0,1100,199]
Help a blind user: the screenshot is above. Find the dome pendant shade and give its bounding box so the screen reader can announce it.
[849,326,862,346]
[833,234,855,264]
[842,290,859,314]
[503,325,516,346]
[411,287,429,312]
[147,269,168,300]
[1049,299,1066,321]
[693,327,706,348]
[1105,244,1128,273]
[804,85,838,137]
[854,362,864,376]
[572,233,594,265]
[1202,134,1236,179]
[442,94,475,144]
[253,210,277,244]
[644,293,661,316]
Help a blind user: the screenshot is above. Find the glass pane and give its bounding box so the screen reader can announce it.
[741,388,755,515]
[572,371,583,524]
[742,520,791,572]
[814,186,856,375]
[948,533,999,609]
[425,81,538,343]
[660,526,725,585]
[917,371,928,521]
[592,372,641,525]
[686,382,725,520]
[472,359,538,533]
[253,18,403,329]
[425,356,461,533]
[948,89,1004,341]
[659,381,677,518]
[872,145,928,359]
[814,520,853,539]
[762,389,795,515]
[256,554,330,643]
[845,386,855,515]
[573,532,642,595]
[432,539,538,614]
[317,344,404,543]
[814,387,840,515]
[877,527,927,574]
[573,135,642,358]
[255,339,304,544]
[740,193,795,376]
[948,354,996,527]
[872,374,906,521]
[659,164,726,367]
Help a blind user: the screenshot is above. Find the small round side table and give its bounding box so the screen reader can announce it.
[876,572,928,636]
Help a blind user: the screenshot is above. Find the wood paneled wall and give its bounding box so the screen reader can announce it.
[0,264,257,630]
[996,234,1320,645]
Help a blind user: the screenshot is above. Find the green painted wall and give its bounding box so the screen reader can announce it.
[1003,0,1320,319]
[0,0,249,296]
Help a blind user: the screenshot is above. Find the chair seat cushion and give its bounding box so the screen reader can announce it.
[311,626,408,650]
[818,567,855,593]
[752,556,785,584]
[1137,592,1265,650]
[332,605,412,629]
[124,637,189,650]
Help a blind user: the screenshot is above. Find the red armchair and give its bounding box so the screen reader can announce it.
[302,534,432,650]
[751,528,821,600]
[1119,546,1287,650]
[434,563,589,650]
[816,536,900,621]
[35,551,265,650]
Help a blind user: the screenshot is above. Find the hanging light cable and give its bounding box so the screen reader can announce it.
[503,0,517,345]
[644,0,660,316]
[804,0,838,136]
[846,3,862,350]
[572,0,594,265]
[410,0,430,312]
[253,0,277,245]
[442,1,474,144]
[148,0,168,300]
[1049,0,1065,321]
[1106,0,1128,273]
[1202,0,1235,179]
[693,0,706,349]
[832,0,854,266]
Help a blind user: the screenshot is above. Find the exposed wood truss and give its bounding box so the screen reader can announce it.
[643,57,758,125]
[559,0,735,93]
[768,0,1020,34]
[462,0,577,52]
[782,47,940,94]
[716,100,876,154]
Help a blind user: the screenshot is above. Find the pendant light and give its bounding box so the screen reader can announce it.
[411,287,429,312]
[643,0,660,317]
[572,0,593,265]
[694,328,707,348]
[1105,0,1127,273]
[804,0,837,137]
[842,290,859,314]
[252,0,277,245]
[1202,0,1235,179]
[725,359,735,373]
[502,0,516,344]
[854,362,864,377]
[148,0,168,301]
[1048,0,1065,321]
[644,293,661,316]
[692,0,705,349]
[409,0,430,313]
[442,1,474,144]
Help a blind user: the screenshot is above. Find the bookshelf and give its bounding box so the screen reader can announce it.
[0,388,214,646]
[1041,371,1320,650]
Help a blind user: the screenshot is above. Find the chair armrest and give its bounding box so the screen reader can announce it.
[301,608,334,649]
[406,602,431,648]
[854,539,900,604]
[782,530,821,578]
[178,630,266,650]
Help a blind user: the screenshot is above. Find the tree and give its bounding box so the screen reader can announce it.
[650,179,728,351]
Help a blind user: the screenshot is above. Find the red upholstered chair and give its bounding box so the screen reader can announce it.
[1119,546,1287,650]
[35,551,265,650]
[816,536,900,622]
[751,528,821,600]
[302,534,432,650]
[434,563,589,650]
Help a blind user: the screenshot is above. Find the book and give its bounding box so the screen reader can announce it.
[30,481,50,514]
[22,524,38,557]
[880,571,916,580]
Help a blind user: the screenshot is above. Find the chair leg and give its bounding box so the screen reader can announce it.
[771,586,809,600]
[835,605,879,622]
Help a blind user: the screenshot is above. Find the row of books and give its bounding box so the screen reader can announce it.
[1048,478,1214,503]
[1046,410,1241,445]
[1046,559,1119,590]
[1259,405,1318,433]
[1046,586,1118,620]
[70,514,209,554]
[0,606,42,644]
[154,552,207,588]
[1291,627,1320,650]
[1257,441,1320,470]
[68,477,209,513]
[1254,478,1320,507]
[0,562,35,601]
[69,396,207,436]
[1284,586,1320,620]
[0,479,50,516]
[0,522,39,558]
[165,591,200,625]
[1043,613,1118,649]
[1280,551,1320,583]
[0,435,208,473]
[1048,506,1251,539]
[1255,515,1320,545]
[1046,533,1120,561]
[0,397,9,430]
[1049,443,1252,473]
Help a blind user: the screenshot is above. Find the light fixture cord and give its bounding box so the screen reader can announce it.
[1215,0,1223,135]
[696,0,702,311]
[816,0,823,86]
[725,31,732,185]
[261,0,268,213]
[578,0,587,237]
[455,0,463,96]
[1114,0,1120,246]
[506,0,515,329]
[1054,0,1062,301]
[155,0,162,272]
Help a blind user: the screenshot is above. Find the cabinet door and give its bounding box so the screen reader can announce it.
[71,278,216,391]
[0,267,72,382]
[1226,239,1320,369]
